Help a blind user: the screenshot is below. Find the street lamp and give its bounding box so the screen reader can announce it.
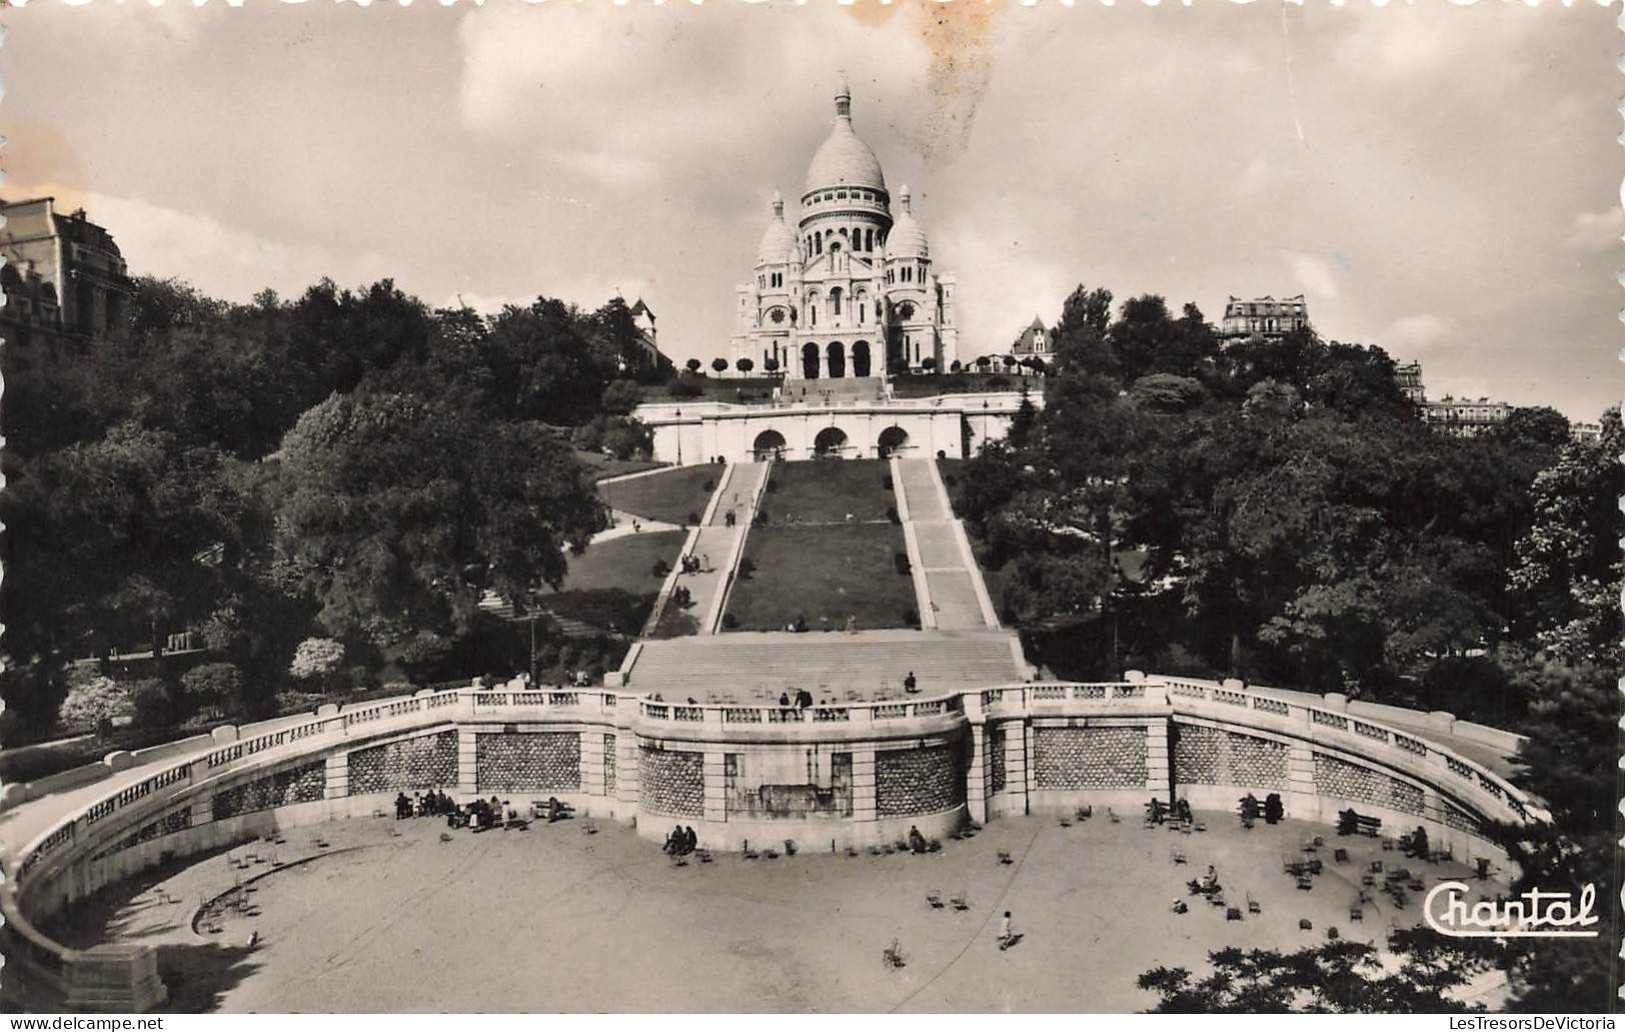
[675,407,682,465]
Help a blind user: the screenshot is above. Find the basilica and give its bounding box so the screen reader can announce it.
[730,79,959,381]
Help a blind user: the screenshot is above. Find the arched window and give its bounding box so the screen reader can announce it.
[865,229,874,251]
[830,287,842,317]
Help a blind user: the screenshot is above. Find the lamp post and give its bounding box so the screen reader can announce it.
[675,407,682,465]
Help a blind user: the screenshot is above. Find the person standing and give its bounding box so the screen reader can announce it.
[998,911,1016,949]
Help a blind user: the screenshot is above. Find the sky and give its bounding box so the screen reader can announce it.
[6,0,1621,421]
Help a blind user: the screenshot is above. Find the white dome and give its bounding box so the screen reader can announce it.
[757,190,797,265]
[803,81,887,196]
[884,185,929,260]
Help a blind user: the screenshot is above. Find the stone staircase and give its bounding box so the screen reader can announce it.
[641,460,772,637]
[894,458,1000,630]
[779,376,887,403]
[624,629,1026,703]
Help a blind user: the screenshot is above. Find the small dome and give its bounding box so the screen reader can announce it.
[885,185,929,260]
[757,191,797,266]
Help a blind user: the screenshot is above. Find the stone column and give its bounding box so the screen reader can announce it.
[1286,742,1316,820]
[965,722,988,824]
[1145,718,1171,802]
[323,753,348,801]
[581,730,606,797]
[851,748,877,822]
[457,727,480,795]
[1003,723,1030,815]
[703,750,728,825]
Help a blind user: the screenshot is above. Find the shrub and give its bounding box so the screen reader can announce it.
[988,375,1010,388]
[126,678,174,728]
[886,505,900,525]
[765,478,778,494]
[652,558,671,577]
[882,474,894,490]
[903,607,919,627]
[894,552,912,576]
[702,479,715,493]
[738,558,756,580]
[289,637,345,685]
[59,676,135,735]
[686,511,701,526]
[722,613,738,629]
[666,379,702,399]
[755,508,769,525]
[685,359,702,374]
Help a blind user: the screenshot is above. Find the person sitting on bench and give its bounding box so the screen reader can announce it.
[908,825,929,854]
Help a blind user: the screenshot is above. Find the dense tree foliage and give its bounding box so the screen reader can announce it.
[1,276,654,735]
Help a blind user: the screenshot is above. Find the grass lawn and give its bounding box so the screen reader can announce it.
[598,465,720,525]
[639,375,782,404]
[573,451,668,481]
[543,530,685,634]
[724,523,917,632]
[762,459,894,524]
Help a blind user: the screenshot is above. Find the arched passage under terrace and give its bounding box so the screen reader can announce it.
[826,341,847,379]
[877,426,910,458]
[802,342,821,380]
[752,429,787,461]
[814,426,849,458]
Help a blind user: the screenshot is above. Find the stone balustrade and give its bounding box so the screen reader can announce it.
[0,673,1538,1013]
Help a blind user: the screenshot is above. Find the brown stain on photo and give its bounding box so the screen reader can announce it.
[889,0,1001,171]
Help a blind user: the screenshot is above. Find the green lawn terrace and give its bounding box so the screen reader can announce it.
[760,458,896,524]
[724,523,917,633]
[597,464,720,526]
[482,529,687,637]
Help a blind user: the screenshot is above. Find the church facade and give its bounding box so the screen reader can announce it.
[730,80,959,381]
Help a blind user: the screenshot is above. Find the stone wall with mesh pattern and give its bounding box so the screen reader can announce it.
[1172,723,1288,789]
[89,807,194,863]
[1032,726,1147,790]
[348,730,459,795]
[988,727,1007,794]
[212,759,326,820]
[876,744,962,817]
[476,732,581,793]
[1443,801,1484,835]
[638,746,704,817]
[604,734,617,795]
[1313,752,1425,816]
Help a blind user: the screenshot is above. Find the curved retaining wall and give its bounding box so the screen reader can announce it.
[0,673,1539,1012]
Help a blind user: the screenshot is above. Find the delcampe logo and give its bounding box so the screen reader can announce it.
[1424,881,1600,938]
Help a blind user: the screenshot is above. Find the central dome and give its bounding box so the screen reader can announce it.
[803,79,887,197]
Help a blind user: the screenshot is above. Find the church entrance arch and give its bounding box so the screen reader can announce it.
[826,341,846,379]
[752,429,787,461]
[802,342,820,380]
[851,340,872,378]
[877,426,909,458]
[814,426,849,458]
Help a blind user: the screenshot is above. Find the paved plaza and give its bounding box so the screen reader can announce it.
[46,811,1502,1013]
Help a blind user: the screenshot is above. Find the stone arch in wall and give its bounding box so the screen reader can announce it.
[802,342,820,380]
[877,425,909,458]
[753,429,787,461]
[814,426,849,457]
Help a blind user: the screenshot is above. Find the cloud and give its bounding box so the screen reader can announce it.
[1563,207,1623,254]
[1378,313,1461,356]
[1283,252,1341,302]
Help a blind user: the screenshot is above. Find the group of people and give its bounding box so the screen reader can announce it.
[778,689,817,710]
[680,554,711,575]
[664,824,700,856]
[394,790,455,820]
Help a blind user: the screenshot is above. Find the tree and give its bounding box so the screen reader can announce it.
[58,676,135,735]
[950,360,962,372]
[275,390,603,653]
[484,297,617,426]
[289,637,345,690]
[922,357,937,372]
[737,357,755,375]
[712,357,729,375]
[1139,930,1502,1013]
[685,358,702,375]
[1495,406,1571,452]
[181,662,245,718]
[601,379,643,417]
[1008,387,1038,450]
[976,355,993,370]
